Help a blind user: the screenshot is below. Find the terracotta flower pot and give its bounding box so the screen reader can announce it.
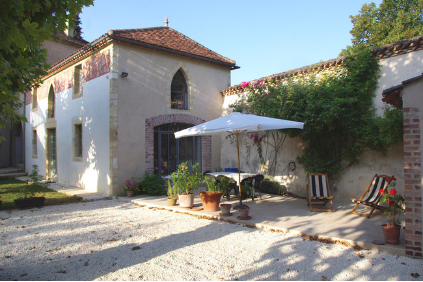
[199,191,222,212]
[382,224,401,245]
[126,190,134,197]
[220,204,232,216]
[178,193,195,208]
[237,205,251,220]
[167,197,177,206]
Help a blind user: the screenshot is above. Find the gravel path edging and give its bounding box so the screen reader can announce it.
[125,198,406,257]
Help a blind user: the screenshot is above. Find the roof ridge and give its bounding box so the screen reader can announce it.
[109,26,169,34]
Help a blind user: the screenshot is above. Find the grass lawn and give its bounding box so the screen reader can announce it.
[0,179,83,210]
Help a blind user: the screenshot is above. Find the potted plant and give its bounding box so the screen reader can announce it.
[200,175,225,212]
[379,177,405,245]
[123,179,139,197]
[167,180,178,206]
[170,162,202,208]
[14,165,47,209]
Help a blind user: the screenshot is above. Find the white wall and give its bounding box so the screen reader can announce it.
[375,50,423,116]
[55,76,110,194]
[25,69,111,195]
[25,100,48,176]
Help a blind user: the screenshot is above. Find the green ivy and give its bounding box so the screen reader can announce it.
[232,51,403,177]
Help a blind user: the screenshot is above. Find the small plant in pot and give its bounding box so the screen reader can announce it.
[167,180,179,206]
[14,165,47,209]
[200,175,226,212]
[123,179,139,197]
[170,162,202,208]
[379,177,405,245]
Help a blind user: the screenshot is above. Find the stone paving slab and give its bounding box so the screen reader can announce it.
[117,192,406,257]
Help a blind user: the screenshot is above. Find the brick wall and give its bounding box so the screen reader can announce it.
[145,114,212,173]
[403,107,423,258]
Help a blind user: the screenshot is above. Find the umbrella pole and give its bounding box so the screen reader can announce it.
[236,133,242,207]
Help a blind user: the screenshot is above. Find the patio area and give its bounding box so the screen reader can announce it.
[118,189,406,257]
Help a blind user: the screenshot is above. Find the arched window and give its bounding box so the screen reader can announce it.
[47,85,55,119]
[171,69,188,110]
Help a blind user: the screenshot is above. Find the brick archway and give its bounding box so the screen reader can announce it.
[145,114,212,173]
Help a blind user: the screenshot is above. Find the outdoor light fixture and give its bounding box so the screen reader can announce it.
[121,72,129,78]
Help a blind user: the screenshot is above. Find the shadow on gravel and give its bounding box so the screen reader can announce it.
[1,201,420,281]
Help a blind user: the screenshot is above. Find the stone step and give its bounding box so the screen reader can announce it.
[0,167,23,174]
[0,172,28,180]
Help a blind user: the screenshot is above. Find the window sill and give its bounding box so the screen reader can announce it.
[32,155,38,159]
[73,157,83,162]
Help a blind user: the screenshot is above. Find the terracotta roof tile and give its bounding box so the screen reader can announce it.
[109,27,235,66]
[222,34,423,96]
[46,26,236,77]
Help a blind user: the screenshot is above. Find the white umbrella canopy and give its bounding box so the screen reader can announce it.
[174,112,304,208]
[174,112,304,138]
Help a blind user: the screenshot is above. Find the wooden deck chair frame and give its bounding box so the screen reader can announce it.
[350,174,393,218]
[306,173,334,212]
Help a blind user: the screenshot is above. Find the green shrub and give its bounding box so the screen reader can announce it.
[259,175,286,195]
[139,172,166,196]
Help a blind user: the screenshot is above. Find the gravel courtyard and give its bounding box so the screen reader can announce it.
[0,200,422,281]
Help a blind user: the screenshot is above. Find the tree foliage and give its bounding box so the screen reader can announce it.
[340,0,423,56]
[0,0,93,138]
[232,51,403,177]
[73,13,84,40]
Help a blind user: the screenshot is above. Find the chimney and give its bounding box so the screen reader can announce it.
[64,19,74,37]
[164,17,169,27]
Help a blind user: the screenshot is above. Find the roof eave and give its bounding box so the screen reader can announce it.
[108,35,236,68]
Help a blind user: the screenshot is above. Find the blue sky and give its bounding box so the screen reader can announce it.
[80,0,382,86]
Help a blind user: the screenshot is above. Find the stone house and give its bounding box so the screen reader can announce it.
[0,29,87,169]
[25,26,237,195]
[15,24,423,259]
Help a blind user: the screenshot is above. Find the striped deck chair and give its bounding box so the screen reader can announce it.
[350,174,393,218]
[306,173,334,212]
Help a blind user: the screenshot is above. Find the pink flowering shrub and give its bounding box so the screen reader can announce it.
[249,134,263,146]
[123,179,139,191]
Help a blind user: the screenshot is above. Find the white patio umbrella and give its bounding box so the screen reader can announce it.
[174,112,304,207]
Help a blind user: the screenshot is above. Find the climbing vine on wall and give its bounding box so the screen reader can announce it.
[231,51,403,178]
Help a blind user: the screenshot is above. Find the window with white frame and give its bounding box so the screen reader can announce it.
[73,64,83,99]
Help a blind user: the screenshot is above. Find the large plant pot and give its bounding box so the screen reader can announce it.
[167,197,177,206]
[14,197,45,209]
[382,224,401,245]
[178,193,195,208]
[126,190,135,197]
[199,191,222,212]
